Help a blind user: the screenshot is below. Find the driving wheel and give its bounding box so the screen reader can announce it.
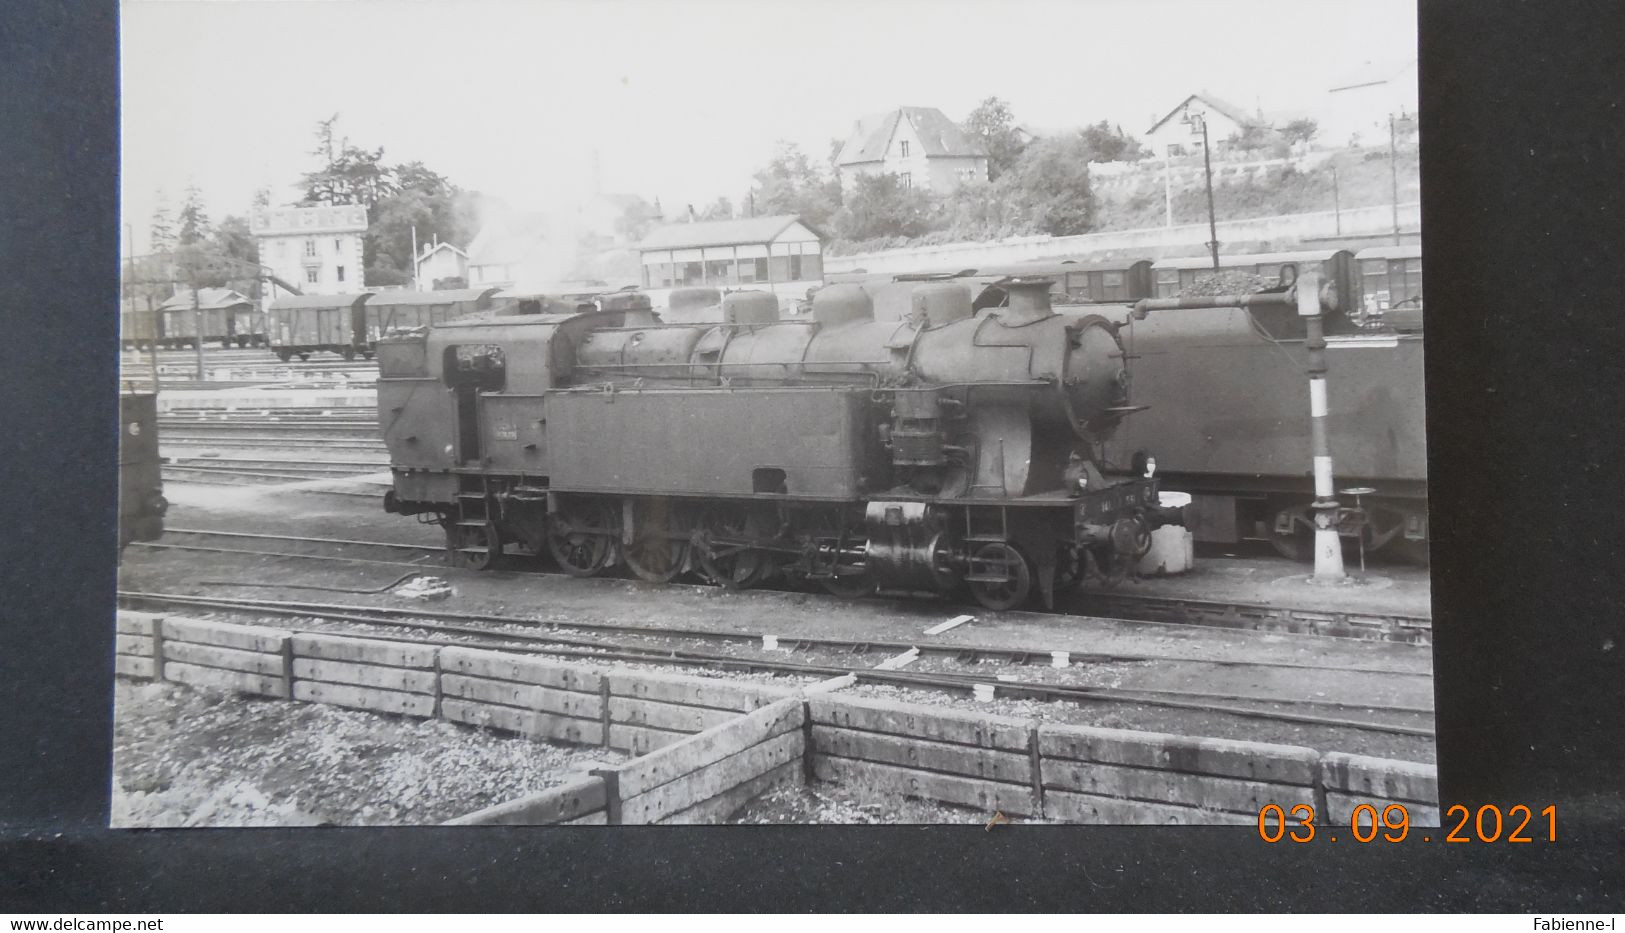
[697,504,769,589]
[546,501,617,577]
[623,499,690,584]
[966,542,1033,611]
[445,521,503,571]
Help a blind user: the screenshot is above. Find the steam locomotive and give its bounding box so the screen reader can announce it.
[377,281,1182,610]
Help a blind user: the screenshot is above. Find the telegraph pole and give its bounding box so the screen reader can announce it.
[1389,114,1401,246]
[1332,166,1342,236]
[1162,152,1173,227]
[126,223,160,391]
[1188,113,1220,269]
[185,253,205,381]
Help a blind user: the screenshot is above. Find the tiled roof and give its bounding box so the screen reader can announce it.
[157,287,254,312]
[837,106,987,166]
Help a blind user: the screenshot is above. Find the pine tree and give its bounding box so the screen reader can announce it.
[149,188,175,253]
[177,183,212,246]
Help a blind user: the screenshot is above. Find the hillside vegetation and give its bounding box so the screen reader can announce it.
[1097,147,1420,233]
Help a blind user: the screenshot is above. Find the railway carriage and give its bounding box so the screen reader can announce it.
[379,283,1182,610]
[1354,243,1424,330]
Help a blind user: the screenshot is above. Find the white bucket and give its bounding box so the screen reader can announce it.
[1158,491,1193,509]
[1137,524,1195,576]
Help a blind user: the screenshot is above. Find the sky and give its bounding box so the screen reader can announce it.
[120,0,1418,255]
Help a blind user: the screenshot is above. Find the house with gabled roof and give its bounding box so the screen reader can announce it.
[1144,92,1265,159]
[414,240,469,291]
[836,106,988,195]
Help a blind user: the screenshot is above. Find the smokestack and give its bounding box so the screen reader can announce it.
[1000,278,1055,324]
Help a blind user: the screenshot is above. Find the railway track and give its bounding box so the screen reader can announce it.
[162,437,388,454]
[117,589,1435,739]
[139,526,1434,646]
[161,457,388,483]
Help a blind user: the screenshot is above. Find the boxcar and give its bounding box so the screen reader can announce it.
[976,258,1155,304]
[267,292,373,361]
[119,392,166,549]
[357,287,505,349]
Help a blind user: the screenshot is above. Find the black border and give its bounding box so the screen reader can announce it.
[4,0,1624,912]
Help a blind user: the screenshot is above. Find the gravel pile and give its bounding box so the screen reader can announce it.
[112,680,626,827]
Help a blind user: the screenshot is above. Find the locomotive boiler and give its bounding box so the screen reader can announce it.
[377,280,1181,610]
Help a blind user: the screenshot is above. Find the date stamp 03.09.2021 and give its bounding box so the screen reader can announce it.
[1256,803,1558,845]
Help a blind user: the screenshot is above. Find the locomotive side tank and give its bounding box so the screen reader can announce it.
[1105,252,1427,561]
[379,281,1179,610]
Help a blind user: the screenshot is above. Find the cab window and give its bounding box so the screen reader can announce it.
[444,344,506,391]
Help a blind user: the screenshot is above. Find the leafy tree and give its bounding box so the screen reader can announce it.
[749,141,839,227]
[300,115,398,208]
[1280,118,1320,148]
[1078,121,1149,163]
[396,161,452,197]
[699,196,734,221]
[176,183,212,246]
[251,187,272,209]
[961,96,1024,181]
[367,186,478,281]
[1001,135,1097,236]
[210,215,261,296]
[212,214,258,267]
[614,196,663,243]
[943,176,1024,239]
[149,189,175,252]
[1226,122,1273,155]
[832,172,935,240]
